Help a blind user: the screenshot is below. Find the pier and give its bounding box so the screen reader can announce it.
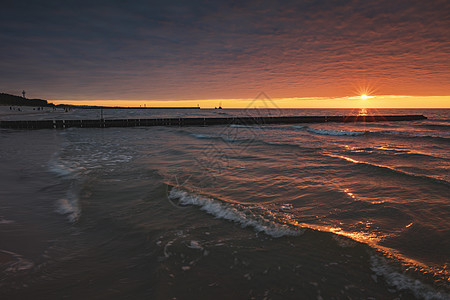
[0,115,426,129]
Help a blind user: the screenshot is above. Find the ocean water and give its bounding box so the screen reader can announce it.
[0,108,449,299]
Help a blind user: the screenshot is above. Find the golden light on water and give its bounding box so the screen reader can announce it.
[287,221,450,283]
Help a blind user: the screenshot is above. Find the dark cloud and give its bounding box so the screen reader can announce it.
[0,0,449,100]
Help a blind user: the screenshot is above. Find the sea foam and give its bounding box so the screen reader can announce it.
[307,128,366,136]
[56,189,81,223]
[370,255,449,300]
[168,188,302,238]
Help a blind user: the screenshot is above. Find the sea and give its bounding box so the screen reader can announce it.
[0,108,449,299]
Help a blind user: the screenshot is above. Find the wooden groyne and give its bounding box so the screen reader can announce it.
[0,115,427,129]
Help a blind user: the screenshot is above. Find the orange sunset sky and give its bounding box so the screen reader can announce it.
[1,0,449,108]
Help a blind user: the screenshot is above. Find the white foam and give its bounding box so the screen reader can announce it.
[190,133,214,139]
[308,128,366,136]
[49,154,93,177]
[370,255,450,300]
[168,188,302,238]
[229,124,256,129]
[188,240,203,250]
[48,155,77,177]
[56,190,80,223]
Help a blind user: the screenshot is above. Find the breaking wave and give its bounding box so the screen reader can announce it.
[168,188,302,238]
[370,255,450,300]
[307,128,367,136]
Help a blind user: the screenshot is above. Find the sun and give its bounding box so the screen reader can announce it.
[349,78,379,101]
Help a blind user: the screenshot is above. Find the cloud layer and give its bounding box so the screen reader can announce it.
[1,0,449,100]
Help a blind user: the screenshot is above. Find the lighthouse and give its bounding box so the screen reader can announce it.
[22,90,26,98]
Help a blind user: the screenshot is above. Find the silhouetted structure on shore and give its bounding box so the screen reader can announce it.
[0,93,51,107]
[0,92,199,110]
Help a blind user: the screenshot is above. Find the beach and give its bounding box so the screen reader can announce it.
[1,108,449,299]
[0,106,61,120]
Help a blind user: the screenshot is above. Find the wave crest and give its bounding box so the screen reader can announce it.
[370,255,450,300]
[168,188,303,238]
[308,128,366,136]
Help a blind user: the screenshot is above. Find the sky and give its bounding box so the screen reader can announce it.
[1,0,449,108]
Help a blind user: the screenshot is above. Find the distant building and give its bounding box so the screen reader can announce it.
[22,90,26,98]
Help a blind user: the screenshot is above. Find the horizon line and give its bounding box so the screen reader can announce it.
[48,95,450,109]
